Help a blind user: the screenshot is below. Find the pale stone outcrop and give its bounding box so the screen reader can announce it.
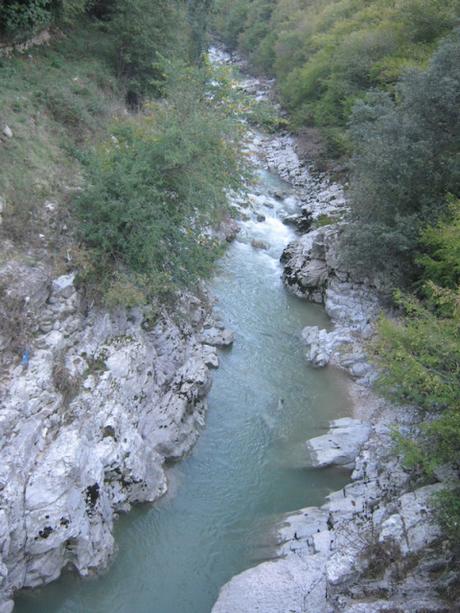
[0,265,227,606]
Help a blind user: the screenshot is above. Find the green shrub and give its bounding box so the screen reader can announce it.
[0,0,51,41]
[39,82,104,131]
[435,488,460,543]
[342,32,460,286]
[373,200,460,543]
[244,98,288,133]
[0,0,89,41]
[107,0,188,101]
[75,61,247,302]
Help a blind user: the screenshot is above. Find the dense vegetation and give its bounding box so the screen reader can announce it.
[374,201,460,539]
[213,0,460,153]
[213,2,460,540]
[76,61,245,303]
[1,0,245,307]
[343,35,460,285]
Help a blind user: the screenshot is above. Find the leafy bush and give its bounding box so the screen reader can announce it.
[342,32,460,286]
[0,0,88,41]
[0,0,52,40]
[75,61,247,303]
[243,98,288,133]
[107,0,187,101]
[373,200,460,542]
[39,80,106,131]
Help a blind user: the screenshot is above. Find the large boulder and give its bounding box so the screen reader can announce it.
[212,555,327,613]
[306,418,371,469]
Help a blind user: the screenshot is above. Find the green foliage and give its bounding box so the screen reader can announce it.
[314,213,337,228]
[435,488,460,542]
[0,19,119,243]
[188,0,213,62]
[374,294,460,414]
[342,33,460,286]
[243,98,288,133]
[213,0,460,133]
[0,0,89,41]
[418,198,460,292]
[211,1,249,49]
[75,61,247,303]
[373,200,460,543]
[0,0,52,40]
[108,0,188,101]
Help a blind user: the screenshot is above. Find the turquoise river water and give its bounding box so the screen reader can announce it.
[15,69,352,613]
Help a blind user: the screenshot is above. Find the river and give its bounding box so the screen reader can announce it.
[15,48,351,613]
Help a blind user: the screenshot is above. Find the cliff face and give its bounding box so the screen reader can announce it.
[0,258,230,611]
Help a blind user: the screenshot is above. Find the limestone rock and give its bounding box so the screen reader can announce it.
[51,273,75,299]
[2,126,12,139]
[200,327,234,347]
[379,484,445,556]
[212,555,327,613]
[0,271,218,606]
[306,418,371,469]
[301,325,353,368]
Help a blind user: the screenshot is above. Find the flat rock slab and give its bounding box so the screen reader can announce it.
[306,417,371,468]
[212,555,327,613]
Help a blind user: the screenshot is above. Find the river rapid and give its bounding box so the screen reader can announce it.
[15,48,352,613]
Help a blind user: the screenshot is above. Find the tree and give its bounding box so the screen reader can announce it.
[342,31,460,287]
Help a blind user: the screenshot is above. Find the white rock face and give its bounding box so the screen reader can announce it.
[2,126,13,139]
[213,405,452,613]
[212,556,327,613]
[51,273,76,299]
[0,264,222,606]
[200,327,234,347]
[282,224,380,385]
[306,418,371,469]
[263,134,347,221]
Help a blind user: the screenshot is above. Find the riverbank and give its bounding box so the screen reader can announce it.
[2,41,457,613]
[0,260,239,611]
[212,50,459,613]
[4,45,354,613]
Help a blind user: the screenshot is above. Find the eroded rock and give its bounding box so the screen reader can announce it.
[306,418,371,469]
[0,270,221,606]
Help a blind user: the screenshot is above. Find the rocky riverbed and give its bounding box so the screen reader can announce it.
[212,51,458,613]
[0,256,235,612]
[1,45,458,613]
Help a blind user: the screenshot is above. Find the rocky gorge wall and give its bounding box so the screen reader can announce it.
[212,79,459,612]
[0,256,234,613]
